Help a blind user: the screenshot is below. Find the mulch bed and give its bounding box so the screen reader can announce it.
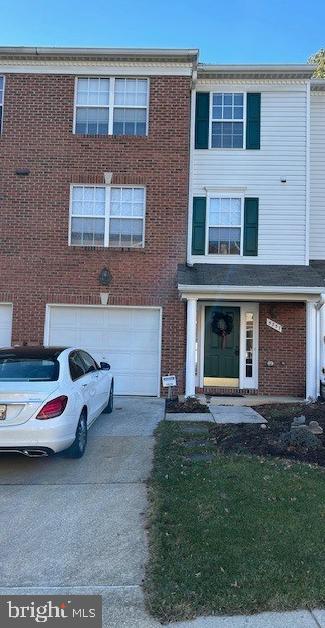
[209,401,325,466]
[166,397,210,413]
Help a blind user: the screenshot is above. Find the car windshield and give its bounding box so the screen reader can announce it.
[0,357,60,381]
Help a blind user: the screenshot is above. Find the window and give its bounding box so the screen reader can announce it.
[75,78,110,135]
[74,77,148,136]
[70,185,145,248]
[245,313,254,378]
[0,357,59,381]
[79,351,98,374]
[211,93,244,148]
[113,79,148,136]
[69,351,86,381]
[0,76,4,132]
[208,197,242,255]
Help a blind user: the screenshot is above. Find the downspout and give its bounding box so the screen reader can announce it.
[315,293,325,398]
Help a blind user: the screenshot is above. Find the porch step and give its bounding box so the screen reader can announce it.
[200,387,258,396]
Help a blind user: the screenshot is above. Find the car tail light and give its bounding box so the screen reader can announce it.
[36,396,68,420]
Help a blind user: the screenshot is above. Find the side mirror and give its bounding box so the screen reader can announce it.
[100,362,111,370]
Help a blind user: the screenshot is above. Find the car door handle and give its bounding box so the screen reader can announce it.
[82,383,88,388]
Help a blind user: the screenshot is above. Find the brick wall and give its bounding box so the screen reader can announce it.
[258,302,306,396]
[0,73,191,393]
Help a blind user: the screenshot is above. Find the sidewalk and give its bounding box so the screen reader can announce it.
[168,609,325,628]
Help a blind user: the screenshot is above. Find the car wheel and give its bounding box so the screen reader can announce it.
[67,411,88,458]
[104,381,114,414]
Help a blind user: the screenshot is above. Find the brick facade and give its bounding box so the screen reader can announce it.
[258,302,306,396]
[0,73,191,394]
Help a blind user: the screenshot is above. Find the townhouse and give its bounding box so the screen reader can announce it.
[182,64,325,399]
[0,47,196,396]
[0,47,325,399]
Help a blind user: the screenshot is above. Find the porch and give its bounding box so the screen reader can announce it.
[178,263,325,400]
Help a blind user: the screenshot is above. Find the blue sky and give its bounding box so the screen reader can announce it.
[1,0,324,64]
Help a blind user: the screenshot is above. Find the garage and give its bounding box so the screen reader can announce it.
[0,304,13,347]
[44,305,161,396]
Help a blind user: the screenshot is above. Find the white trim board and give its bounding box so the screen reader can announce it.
[179,285,324,296]
[0,63,193,76]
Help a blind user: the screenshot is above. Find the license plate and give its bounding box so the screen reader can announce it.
[0,405,7,420]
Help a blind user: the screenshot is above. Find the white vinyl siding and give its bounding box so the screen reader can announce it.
[192,82,308,265]
[310,91,325,260]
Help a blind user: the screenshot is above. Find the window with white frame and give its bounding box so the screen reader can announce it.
[211,93,244,148]
[74,77,148,136]
[113,79,148,136]
[75,78,110,135]
[70,185,145,248]
[208,197,242,255]
[0,76,4,131]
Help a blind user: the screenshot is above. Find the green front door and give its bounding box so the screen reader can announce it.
[204,306,240,385]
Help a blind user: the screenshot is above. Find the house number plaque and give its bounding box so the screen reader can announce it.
[266,318,282,333]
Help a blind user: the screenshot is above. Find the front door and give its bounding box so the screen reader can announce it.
[204,306,240,386]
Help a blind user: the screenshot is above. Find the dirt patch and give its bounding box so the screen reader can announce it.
[209,401,325,466]
[166,397,210,413]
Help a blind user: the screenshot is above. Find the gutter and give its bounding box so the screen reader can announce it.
[0,46,199,62]
[178,284,325,295]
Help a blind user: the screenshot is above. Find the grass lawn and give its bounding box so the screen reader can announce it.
[145,421,325,622]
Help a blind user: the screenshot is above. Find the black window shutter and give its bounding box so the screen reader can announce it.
[246,93,261,150]
[195,93,210,149]
[192,197,206,255]
[243,198,259,256]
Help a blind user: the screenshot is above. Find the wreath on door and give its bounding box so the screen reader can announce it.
[211,311,233,349]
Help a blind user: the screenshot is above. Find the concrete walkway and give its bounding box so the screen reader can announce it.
[166,405,266,424]
[209,405,266,423]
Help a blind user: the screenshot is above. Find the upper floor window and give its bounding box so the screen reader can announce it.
[0,76,4,132]
[208,197,242,255]
[74,77,148,137]
[70,185,145,248]
[211,93,244,148]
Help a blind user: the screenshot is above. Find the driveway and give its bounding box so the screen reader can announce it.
[0,397,165,627]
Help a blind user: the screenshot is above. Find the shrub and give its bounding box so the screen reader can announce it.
[276,427,322,453]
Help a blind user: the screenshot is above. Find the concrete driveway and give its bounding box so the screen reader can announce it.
[0,397,165,627]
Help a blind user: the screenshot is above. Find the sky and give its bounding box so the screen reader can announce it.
[1,0,324,64]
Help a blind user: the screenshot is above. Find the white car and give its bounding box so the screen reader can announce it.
[0,346,114,458]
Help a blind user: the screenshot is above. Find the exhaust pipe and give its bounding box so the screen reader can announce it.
[0,448,50,457]
[22,449,48,458]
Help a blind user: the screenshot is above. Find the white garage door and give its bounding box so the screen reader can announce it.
[0,305,13,347]
[46,306,161,396]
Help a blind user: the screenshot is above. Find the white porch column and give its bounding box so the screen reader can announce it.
[185,298,197,398]
[319,303,325,392]
[306,301,317,400]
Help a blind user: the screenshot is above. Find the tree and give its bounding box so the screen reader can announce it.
[308,49,325,78]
